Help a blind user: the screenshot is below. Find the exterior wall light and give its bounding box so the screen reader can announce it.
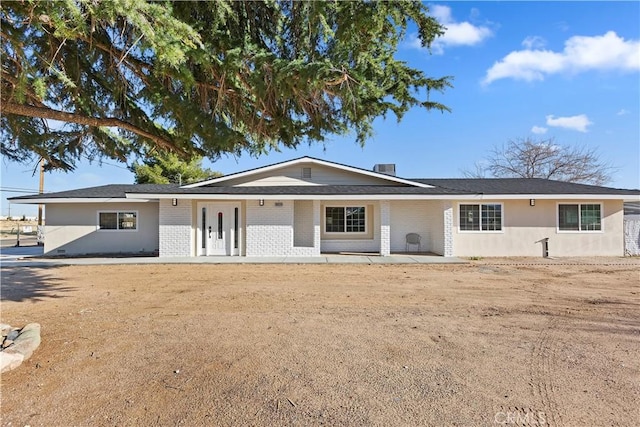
[259,199,264,206]
[172,198,178,206]
[530,199,535,206]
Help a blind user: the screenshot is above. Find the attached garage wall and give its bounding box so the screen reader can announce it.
[44,202,159,256]
[453,199,625,257]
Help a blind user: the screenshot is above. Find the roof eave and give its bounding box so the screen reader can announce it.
[9,197,156,204]
[125,193,639,201]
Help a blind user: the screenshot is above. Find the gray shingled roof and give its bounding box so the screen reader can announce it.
[9,184,178,200]
[413,178,640,196]
[9,178,639,201]
[125,185,464,195]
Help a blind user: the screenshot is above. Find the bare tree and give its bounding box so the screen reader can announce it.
[462,138,615,185]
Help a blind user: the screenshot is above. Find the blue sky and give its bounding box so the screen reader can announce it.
[2,1,639,217]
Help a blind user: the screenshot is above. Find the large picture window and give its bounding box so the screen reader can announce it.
[325,206,366,233]
[459,204,502,232]
[99,211,137,231]
[558,204,601,231]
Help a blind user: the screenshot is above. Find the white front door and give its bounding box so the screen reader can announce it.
[198,203,241,256]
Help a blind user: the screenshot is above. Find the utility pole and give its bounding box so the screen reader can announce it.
[38,158,44,225]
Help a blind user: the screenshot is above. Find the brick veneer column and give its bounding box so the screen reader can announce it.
[443,202,454,257]
[380,200,391,256]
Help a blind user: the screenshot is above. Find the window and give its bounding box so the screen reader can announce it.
[201,207,206,248]
[99,211,137,231]
[325,206,366,233]
[558,204,601,231]
[99,212,118,230]
[459,204,502,232]
[460,204,479,231]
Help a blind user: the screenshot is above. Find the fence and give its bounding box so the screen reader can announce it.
[624,218,640,256]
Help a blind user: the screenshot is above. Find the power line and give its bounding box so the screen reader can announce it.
[0,186,42,192]
[0,188,50,194]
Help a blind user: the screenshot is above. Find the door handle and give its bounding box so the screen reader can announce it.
[208,226,212,238]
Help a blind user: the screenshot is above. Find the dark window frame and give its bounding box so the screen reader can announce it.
[558,203,602,232]
[98,210,138,231]
[324,206,367,234]
[459,203,503,232]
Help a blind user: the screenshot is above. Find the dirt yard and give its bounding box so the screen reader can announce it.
[1,262,639,426]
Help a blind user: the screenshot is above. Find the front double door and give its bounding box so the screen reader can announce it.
[198,202,241,256]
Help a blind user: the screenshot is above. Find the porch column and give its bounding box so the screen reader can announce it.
[443,201,454,257]
[380,200,391,256]
[313,200,321,255]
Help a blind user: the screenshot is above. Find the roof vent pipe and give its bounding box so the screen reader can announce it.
[373,164,396,176]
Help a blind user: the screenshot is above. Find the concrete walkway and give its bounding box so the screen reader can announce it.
[0,245,466,266]
[0,245,44,260]
[2,246,637,267]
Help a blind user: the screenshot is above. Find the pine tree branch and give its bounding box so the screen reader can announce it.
[1,102,182,154]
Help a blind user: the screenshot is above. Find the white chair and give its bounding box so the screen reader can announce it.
[405,233,421,252]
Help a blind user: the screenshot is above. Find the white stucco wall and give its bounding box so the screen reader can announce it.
[43,202,159,256]
[389,200,448,254]
[452,199,625,257]
[294,200,314,247]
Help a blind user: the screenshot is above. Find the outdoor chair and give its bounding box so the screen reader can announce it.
[405,233,421,252]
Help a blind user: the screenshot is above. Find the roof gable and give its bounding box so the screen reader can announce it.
[181,156,432,188]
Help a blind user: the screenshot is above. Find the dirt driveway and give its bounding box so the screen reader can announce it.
[1,262,639,426]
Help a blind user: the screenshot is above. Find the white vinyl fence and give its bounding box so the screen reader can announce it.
[624,218,640,256]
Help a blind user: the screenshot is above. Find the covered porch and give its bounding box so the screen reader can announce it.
[158,198,454,258]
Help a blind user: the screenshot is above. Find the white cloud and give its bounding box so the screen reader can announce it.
[616,109,629,116]
[430,4,453,22]
[412,5,493,54]
[483,31,640,85]
[545,114,593,133]
[522,36,546,50]
[531,126,548,134]
[483,50,566,83]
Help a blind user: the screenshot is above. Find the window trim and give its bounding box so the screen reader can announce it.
[97,210,139,232]
[556,202,603,233]
[457,202,504,233]
[323,205,368,236]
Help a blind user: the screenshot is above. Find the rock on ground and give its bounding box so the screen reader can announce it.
[0,323,41,373]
